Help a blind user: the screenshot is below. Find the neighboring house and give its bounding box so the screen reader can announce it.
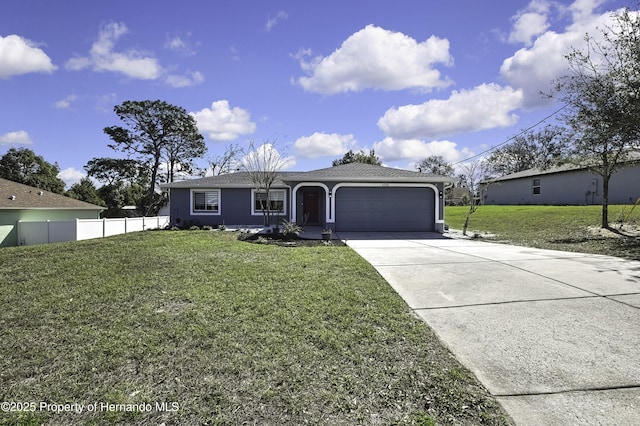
[0,178,104,247]
[161,163,454,233]
[446,186,472,206]
[482,162,640,205]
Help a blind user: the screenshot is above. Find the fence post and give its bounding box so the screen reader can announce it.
[125,217,128,234]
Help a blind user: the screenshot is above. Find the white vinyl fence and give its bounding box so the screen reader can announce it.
[17,216,169,246]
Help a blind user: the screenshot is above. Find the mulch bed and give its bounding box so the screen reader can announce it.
[237,232,345,247]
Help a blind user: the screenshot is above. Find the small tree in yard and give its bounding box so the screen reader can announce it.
[551,9,640,228]
[241,140,289,227]
[458,159,491,236]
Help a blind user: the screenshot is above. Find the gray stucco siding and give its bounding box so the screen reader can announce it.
[484,164,640,205]
[169,187,289,227]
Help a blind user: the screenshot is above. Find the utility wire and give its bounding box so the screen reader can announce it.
[451,103,570,165]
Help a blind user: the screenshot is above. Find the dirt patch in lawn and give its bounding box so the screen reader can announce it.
[588,223,640,239]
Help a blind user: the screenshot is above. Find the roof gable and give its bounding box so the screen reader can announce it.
[0,178,104,210]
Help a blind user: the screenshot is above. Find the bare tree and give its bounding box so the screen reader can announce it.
[206,143,242,176]
[241,140,289,226]
[458,159,491,236]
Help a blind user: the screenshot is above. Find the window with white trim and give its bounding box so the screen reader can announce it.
[252,189,286,215]
[192,190,220,214]
[532,178,541,195]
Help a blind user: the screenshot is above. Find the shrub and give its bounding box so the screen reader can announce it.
[281,220,302,237]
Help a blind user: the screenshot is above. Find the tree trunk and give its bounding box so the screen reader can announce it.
[462,203,474,236]
[601,174,609,229]
[147,154,161,215]
[462,213,471,236]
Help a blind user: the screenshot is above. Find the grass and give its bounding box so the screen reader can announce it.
[0,231,512,425]
[445,205,640,260]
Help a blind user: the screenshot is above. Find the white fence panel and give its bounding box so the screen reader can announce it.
[144,216,170,230]
[104,218,126,237]
[127,218,145,232]
[18,216,170,246]
[76,219,105,241]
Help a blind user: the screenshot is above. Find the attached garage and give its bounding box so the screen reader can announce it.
[334,186,435,232]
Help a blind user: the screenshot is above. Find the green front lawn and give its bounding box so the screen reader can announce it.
[445,205,640,260]
[0,231,511,425]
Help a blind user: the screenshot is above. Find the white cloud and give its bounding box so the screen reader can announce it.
[0,130,32,145]
[54,94,78,109]
[508,0,551,45]
[190,100,257,141]
[241,143,296,170]
[164,34,197,56]
[265,11,288,32]
[65,22,162,80]
[295,25,453,94]
[165,71,204,88]
[229,45,240,61]
[165,36,187,51]
[373,137,473,164]
[58,167,85,188]
[0,35,56,79]
[569,0,609,22]
[501,0,621,108]
[378,83,523,140]
[293,132,357,158]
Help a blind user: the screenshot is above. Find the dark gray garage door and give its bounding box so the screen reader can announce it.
[335,187,434,232]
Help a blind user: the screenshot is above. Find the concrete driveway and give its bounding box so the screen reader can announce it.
[339,231,640,426]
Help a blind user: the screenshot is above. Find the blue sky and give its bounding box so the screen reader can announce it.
[0,0,633,187]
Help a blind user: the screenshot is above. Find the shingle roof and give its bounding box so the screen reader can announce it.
[162,163,453,188]
[300,163,453,181]
[161,171,298,188]
[485,164,578,183]
[0,178,104,210]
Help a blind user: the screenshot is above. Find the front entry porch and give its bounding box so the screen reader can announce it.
[290,184,331,228]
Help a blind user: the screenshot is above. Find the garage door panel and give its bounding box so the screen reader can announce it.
[335,187,434,232]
